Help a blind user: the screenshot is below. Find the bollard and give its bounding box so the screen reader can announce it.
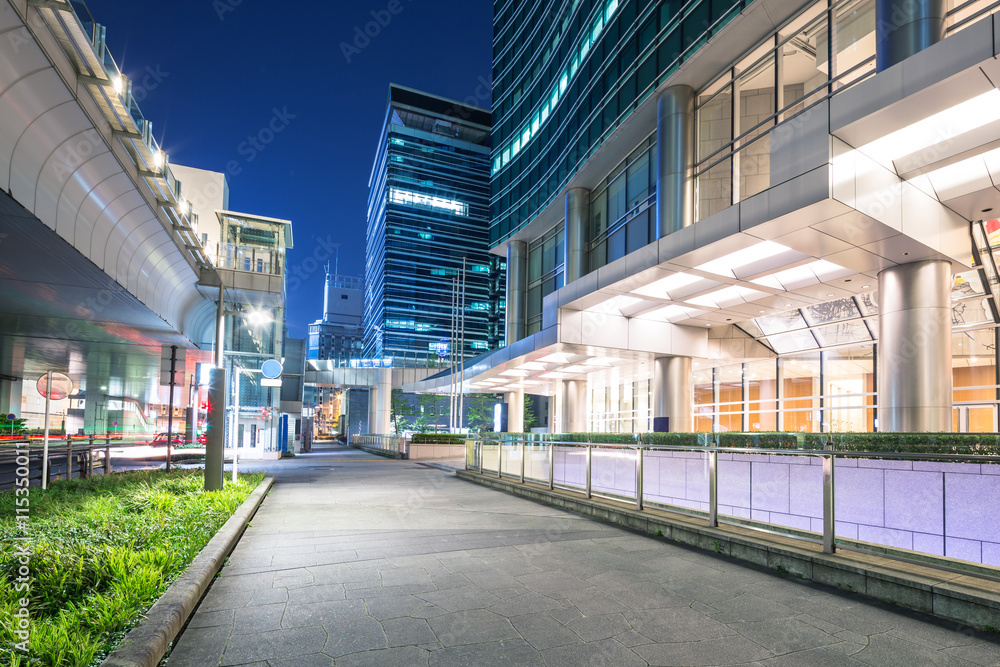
[104,445,111,475]
[65,438,73,481]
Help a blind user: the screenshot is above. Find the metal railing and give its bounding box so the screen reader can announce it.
[465,436,1000,571]
[351,435,409,459]
[0,436,206,490]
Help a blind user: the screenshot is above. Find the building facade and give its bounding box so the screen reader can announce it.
[406,0,1000,437]
[364,84,499,365]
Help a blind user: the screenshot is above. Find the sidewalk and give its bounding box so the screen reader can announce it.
[166,444,1000,666]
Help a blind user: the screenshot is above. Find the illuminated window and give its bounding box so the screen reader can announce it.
[388,187,468,216]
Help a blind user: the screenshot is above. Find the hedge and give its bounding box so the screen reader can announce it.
[466,432,1000,456]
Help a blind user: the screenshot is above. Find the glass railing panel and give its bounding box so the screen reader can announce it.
[553,445,587,492]
[590,446,637,499]
[524,442,549,483]
[642,449,710,512]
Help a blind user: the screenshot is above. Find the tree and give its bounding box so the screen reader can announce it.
[467,394,500,433]
[523,396,538,432]
[390,389,418,434]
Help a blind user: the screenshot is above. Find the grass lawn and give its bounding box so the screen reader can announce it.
[0,469,265,666]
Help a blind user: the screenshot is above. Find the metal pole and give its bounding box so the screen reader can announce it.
[458,260,466,429]
[498,439,503,479]
[204,368,226,491]
[585,444,592,499]
[104,445,111,475]
[478,439,483,474]
[166,345,177,473]
[709,449,718,527]
[232,368,240,484]
[548,440,555,490]
[215,282,225,368]
[65,438,72,481]
[636,447,644,510]
[519,436,525,483]
[823,453,836,553]
[42,370,52,490]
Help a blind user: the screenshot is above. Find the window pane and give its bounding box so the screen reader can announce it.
[825,345,874,432]
[782,353,820,432]
[697,156,731,220]
[608,174,627,225]
[746,360,777,431]
[626,151,650,207]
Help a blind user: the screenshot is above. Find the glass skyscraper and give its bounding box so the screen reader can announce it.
[364,84,498,363]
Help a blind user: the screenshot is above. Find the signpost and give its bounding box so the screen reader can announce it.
[36,372,72,489]
[5,413,15,438]
[160,346,186,472]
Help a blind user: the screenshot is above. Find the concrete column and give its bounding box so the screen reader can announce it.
[652,356,693,432]
[564,188,590,283]
[373,367,392,434]
[368,386,379,434]
[655,85,695,239]
[875,0,946,72]
[506,241,527,344]
[506,391,525,433]
[0,379,22,417]
[877,260,952,432]
[561,379,588,433]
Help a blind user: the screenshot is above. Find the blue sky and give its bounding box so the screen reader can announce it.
[85,0,493,339]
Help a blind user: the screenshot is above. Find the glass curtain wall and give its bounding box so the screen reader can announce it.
[695,0,877,220]
[526,224,566,335]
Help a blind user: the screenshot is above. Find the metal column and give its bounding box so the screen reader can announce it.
[655,85,695,239]
[875,0,946,72]
[505,240,527,345]
[564,188,590,284]
[652,356,693,432]
[877,260,952,431]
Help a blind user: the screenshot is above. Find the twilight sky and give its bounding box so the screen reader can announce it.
[85,0,493,339]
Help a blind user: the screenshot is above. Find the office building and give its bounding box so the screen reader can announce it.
[364,84,499,364]
[407,0,1000,436]
[307,270,364,364]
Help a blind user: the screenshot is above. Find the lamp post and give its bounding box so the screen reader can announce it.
[205,282,227,491]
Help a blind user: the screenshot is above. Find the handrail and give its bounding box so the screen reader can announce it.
[465,435,1000,573]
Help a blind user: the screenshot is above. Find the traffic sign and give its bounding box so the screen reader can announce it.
[261,359,282,379]
[36,373,73,400]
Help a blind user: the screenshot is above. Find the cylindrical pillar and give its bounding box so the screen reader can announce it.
[368,386,379,434]
[204,368,226,491]
[561,379,587,433]
[506,241,527,344]
[564,188,590,284]
[655,85,695,239]
[877,260,952,431]
[875,0,946,72]
[507,391,524,433]
[652,356,693,432]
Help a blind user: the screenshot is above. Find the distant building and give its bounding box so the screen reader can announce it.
[307,269,364,364]
[363,84,500,364]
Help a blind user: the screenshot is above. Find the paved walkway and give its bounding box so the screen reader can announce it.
[167,444,1000,666]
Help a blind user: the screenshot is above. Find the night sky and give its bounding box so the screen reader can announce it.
[85,0,494,339]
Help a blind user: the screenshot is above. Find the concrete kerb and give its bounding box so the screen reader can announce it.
[456,470,1000,630]
[101,476,275,667]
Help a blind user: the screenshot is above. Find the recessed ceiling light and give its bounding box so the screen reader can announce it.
[903,252,909,256]
[826,293,835,297]
[844,279,852,283]
[983,208,993,213]
[784,303,792,307]
[862,285,870,289]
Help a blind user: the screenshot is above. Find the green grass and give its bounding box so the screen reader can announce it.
[0,469,264,667]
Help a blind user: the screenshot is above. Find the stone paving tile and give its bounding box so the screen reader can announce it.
[321,616,387,657]
[429,639,544,666]
[232,602,285,634]
[167,446,1000,667]
[382,616,439,648]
